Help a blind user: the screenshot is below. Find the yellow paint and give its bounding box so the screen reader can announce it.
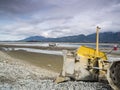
[77,46,107,60]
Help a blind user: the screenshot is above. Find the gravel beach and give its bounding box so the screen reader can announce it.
[0,50,113,90]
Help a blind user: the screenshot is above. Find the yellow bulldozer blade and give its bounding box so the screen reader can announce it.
[76,46,107,60]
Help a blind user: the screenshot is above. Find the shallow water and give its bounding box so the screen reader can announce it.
[7,47,63,55]
[1,42,117,57]
[0,42,115,48]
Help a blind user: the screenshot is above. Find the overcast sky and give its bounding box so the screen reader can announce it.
[0,0,120,40]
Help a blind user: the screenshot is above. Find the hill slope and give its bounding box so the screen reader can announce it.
[22,32,120,43]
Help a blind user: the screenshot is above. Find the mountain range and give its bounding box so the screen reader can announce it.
[22,32,120,43]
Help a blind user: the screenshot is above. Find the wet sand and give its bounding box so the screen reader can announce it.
[0,44,76,51]
[6,50,63,72]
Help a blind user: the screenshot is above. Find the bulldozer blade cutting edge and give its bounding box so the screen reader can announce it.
[54,76,70,83]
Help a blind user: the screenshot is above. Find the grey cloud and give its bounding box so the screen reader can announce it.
[29,16,73,25]
[0,0,119,21]
[0,0,120,40]
[44,26,70,31]
[0,0,119,16]
[0,0,55,15]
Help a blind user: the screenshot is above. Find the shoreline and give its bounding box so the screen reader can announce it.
[0,43,120,55]
[0,44,77,51]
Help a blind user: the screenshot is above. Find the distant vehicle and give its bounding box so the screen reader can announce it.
[49,43,57,47]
